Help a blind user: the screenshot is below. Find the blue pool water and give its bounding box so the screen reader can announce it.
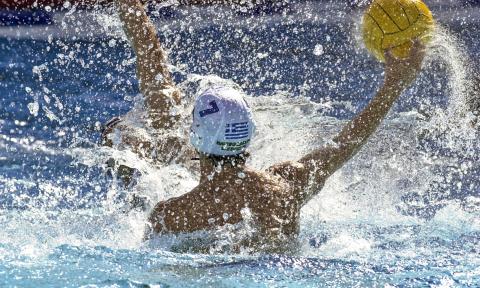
[0,1,479,287]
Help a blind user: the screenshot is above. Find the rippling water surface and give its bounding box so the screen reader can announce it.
[0,1,479,287]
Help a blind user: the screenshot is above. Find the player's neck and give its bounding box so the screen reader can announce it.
[199,155,246,183]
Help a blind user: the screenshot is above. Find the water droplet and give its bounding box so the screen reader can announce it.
[27,102,39,116]
[237,172,246,179]
[169,107,178,116]
[154,73,164,81]
[223,213,230,221]
[257,52,268,59]
[313,44,324,56]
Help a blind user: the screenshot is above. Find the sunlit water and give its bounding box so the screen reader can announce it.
[0,2,479,287]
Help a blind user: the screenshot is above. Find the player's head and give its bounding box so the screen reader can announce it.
[190,86,255,158]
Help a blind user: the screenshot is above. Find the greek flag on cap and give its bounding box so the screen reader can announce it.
[190,86,255,156]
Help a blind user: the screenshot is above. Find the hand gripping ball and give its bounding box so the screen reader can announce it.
[363,0,434,62]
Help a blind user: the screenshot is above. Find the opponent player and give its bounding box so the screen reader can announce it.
[103,0,426,251]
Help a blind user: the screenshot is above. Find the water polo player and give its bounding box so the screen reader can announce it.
[102,0,426,251]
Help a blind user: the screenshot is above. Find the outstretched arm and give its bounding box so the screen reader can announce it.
[270,40,426,205]
[116,0,181,129]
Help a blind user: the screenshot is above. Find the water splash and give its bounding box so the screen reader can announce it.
[1,3,479,286]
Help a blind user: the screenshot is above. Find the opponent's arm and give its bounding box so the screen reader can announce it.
[270,40,425,206]
[116,0,181,129]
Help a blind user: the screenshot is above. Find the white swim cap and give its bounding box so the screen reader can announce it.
[190,86,255,156]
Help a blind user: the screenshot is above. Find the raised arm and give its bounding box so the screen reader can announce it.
[270,40,426,205]
[117,0,171,91]
[116,0,181,129]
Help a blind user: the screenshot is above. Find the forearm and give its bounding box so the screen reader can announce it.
[333,84,401,153]
[116,0,151,44]
[299,83,403,182]
[115,0,181,130]
[116,0,172,92]
[295,41,425,204]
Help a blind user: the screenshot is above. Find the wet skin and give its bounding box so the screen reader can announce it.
[103,0,426,250]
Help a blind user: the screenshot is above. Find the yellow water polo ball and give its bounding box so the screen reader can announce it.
[362,0,435,62]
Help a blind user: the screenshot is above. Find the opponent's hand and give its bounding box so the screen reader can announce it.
[384,39,426,91]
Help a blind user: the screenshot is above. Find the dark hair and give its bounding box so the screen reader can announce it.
[202,152,250,167]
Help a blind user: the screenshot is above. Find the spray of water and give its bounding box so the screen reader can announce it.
[1,3,479,263]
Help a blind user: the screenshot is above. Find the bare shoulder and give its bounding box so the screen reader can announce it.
[266,161,309,189]
[264,156,330,206]
[243,166,302,205]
